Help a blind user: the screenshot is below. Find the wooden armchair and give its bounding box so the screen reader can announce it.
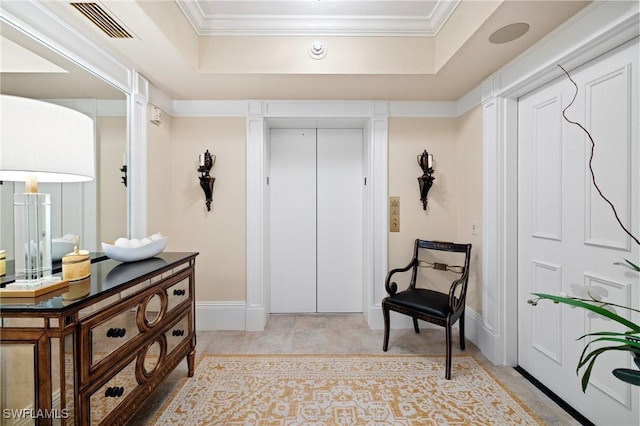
[382,239,472,379]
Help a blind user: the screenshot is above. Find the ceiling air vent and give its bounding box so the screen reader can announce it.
[70,2,133,38]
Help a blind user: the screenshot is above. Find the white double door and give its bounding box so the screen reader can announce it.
[270,128,364,313]
[517,40,639,425]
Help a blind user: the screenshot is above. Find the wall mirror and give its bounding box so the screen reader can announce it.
[0,21,129,260]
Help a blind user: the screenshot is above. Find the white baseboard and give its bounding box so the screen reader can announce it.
[245,306,267,331]
[196,301,246,331]
[465,310,503,365]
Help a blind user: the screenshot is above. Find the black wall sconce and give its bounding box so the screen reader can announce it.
[417,150,435,210]
[119,164,127,187]
[198,150,216,211]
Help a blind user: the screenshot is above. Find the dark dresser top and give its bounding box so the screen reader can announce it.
[0,252,198,312]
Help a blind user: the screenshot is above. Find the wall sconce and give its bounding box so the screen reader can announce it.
[417,150,435,210]
[197,150,216,211]
[120,164,127,187]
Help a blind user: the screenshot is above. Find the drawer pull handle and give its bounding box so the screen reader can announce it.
[105,386,124,398]
[173,289,186,296]
[106,328,126,338]
[172,329,185,337]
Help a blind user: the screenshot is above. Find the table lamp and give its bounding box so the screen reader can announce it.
[0,94,94,285]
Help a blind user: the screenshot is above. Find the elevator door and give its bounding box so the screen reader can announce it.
[270,128,363,313]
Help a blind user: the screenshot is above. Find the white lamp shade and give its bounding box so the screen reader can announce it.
[0,94,95,182]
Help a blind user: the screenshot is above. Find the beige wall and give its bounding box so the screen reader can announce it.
[388,117,459,267]
[388,113,482,312]
[149,109,483,312]
[147,107,173,238]
[455,106,483,314]
[386,109,483,313]
[147,114,246,302]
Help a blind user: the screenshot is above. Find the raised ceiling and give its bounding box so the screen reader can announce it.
[7,0,592,101]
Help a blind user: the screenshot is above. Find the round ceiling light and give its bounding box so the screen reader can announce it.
[489,22,530,44]
[308,40,327,60]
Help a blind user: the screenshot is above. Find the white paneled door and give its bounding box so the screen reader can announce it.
[518,40,639,425]
[270,128,364,313]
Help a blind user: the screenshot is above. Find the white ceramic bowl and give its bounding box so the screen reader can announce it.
[52,241,77,261]
[102,237,168,263]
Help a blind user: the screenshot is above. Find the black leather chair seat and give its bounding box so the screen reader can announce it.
[385,288,451,319]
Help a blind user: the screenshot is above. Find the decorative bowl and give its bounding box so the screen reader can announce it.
[101,237,168,263]
[52,241,76,261]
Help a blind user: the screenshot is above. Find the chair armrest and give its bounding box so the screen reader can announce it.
[385,259,416,296]
[447,275,468,312]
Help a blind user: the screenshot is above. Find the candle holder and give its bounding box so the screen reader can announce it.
[417,150,435,210]
[198,150,216,211]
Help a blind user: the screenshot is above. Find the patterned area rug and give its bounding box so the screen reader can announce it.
[151,354,541,425]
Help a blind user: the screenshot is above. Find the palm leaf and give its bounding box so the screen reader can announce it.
[624,258,640,271]
[576,333,640,355]
[577,340,638,370]
[612,368,640,386]
[576,330,640,340]
[575,345,637,392]
[581,353,599,391]
[532,293,640,331]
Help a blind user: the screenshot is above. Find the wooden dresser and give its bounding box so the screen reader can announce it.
[0,252,198,425]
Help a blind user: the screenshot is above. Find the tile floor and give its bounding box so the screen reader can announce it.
[128,314,580,425]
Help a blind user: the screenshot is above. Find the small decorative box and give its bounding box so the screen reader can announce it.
[62,247,90,281]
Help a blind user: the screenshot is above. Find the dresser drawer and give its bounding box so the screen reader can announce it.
[165,309,193,356]
[89,357,138,425]
[83,290,168,375]
[166,277,190,313]
[90,307,140,367]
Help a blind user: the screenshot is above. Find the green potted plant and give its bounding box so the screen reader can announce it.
[528,65,640,392]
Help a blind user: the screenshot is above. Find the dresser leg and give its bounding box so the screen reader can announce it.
[187,349,196,377]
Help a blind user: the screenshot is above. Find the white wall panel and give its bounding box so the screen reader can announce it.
[246,115,267,330]
[585,66,632,249]
[532,97,563,240]
[530,260,563,364]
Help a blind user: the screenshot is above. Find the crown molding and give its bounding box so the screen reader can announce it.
[175,0,460,37]
[169,99,481,118]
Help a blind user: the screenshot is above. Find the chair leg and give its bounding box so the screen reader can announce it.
[459,312,466,351]
[412,318,420,334]
[382,302,390,352]
[445,324,452,380]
